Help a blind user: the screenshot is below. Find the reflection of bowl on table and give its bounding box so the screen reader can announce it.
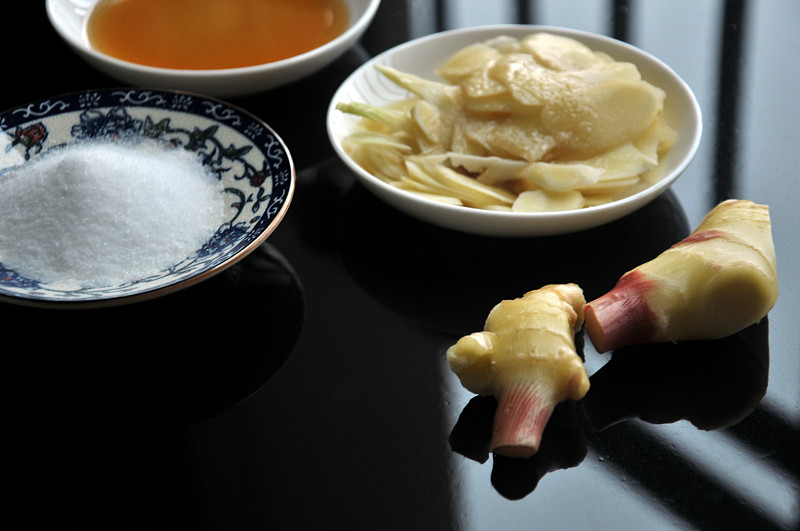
[328,24,702,237]
[0,88,294,308]
[339,181,690,335]
[0,241,305,425]
[46,0,382,97]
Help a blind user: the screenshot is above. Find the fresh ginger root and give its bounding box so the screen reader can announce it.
[447,284,590,458]
[584,199,778,353]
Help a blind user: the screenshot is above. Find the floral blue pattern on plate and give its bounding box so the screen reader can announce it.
[0,88,294,307]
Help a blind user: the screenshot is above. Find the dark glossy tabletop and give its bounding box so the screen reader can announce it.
[4,1,798,530]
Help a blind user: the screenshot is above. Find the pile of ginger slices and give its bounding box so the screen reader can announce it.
[338,32,676,212]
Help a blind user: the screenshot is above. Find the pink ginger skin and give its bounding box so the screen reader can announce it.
[583,270,660,354]
[584,229,724,353]
[492,379,553,458]
[491,370,588,457]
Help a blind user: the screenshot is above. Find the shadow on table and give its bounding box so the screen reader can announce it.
[581,317,770,432]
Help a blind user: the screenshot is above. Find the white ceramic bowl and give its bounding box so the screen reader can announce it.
[327,25,702,237]
[46,0,382,98]
[0,88,294,307]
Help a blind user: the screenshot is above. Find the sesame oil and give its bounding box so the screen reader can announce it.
[86,0,350,70]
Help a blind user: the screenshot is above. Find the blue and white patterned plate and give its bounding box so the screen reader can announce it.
[0,88,294,307]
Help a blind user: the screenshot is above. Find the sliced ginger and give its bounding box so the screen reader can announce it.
[447,284,590,458]
[337,32,675,212]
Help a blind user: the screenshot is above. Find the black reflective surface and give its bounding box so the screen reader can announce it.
[5,1,798,530]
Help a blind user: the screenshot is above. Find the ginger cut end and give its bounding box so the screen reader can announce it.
[490,380,556,458]
[490,370,588,457]
[584,270,661,353]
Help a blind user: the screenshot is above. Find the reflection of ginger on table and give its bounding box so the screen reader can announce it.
[447,283,590,458]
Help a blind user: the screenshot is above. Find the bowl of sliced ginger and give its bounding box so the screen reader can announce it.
[327,25,702,236]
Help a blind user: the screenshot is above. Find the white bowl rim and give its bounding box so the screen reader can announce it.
[46,0,382,78]
[327,23,703,230]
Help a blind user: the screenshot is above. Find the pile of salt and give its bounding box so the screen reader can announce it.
[0,139,228,288]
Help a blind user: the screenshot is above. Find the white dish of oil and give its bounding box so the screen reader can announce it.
[46,0,382,97]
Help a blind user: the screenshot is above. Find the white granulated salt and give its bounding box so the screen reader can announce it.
[0,139,228,288]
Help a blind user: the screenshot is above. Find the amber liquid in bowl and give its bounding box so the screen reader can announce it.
[86,0,350,70]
